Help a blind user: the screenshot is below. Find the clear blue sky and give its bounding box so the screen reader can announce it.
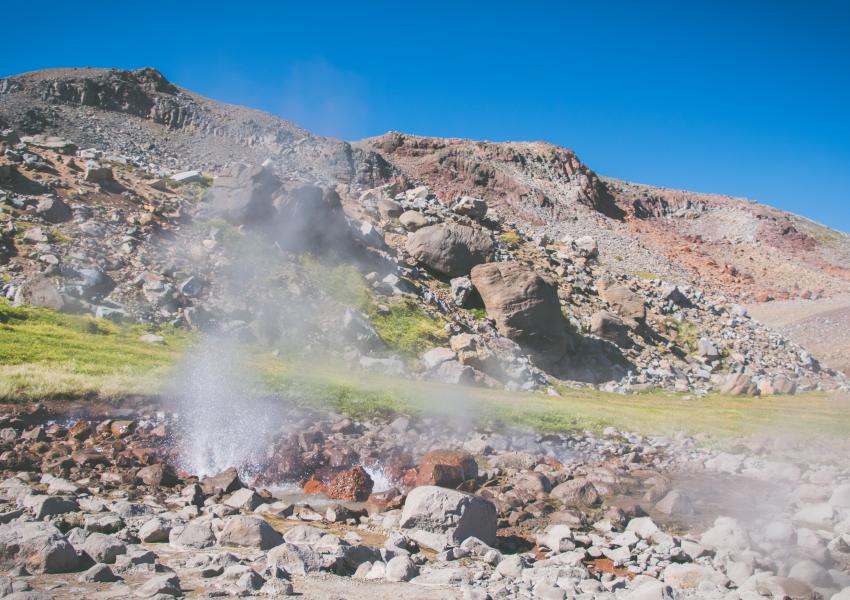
[4,1,849,232]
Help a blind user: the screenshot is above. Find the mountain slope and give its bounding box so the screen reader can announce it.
[358,132,850,302]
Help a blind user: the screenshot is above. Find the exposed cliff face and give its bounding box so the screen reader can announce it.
[359,132,624,223]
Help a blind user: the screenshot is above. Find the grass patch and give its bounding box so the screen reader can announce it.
[499,231,522,245]
[300,255,370,309]
[468,307,487,320]
[368,299,449,357]
[662,317,699,354]
[0,301,190,402]
[2,305,849,450]
[635,271,659,280]
[259,358,850,444]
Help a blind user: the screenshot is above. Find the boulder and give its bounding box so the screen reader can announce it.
[81,533,126,564]
[550,479,600,506]
[400,485,497,547]
[385,555,418,581]
[598,279,645,326]
[136,464,178,487]
[22,495,78,520]
[0,521,77,573]
[205,163,279,224]
[138,517,171,543]
[590,310,630,345]
[14,276,64,310]
[78,562,120,583]
[407,224,494,277]
[325,466,373,502]
[452,196,488,220]
[470,262,570,366]
[450,276,474,307]
[200,467,243,495]
[399,210,429,231]
[83,164,113,183]
[35,197,72,223]
[719,372,758,396]
[172,520,216,549]
[136,573,181,597]
[224,488,266,511]
[416,450,478,488]
[218,515,283,550]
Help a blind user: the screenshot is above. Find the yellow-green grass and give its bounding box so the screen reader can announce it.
[258,357,850,443]
[0,301,189,402]
[2,303,849,447]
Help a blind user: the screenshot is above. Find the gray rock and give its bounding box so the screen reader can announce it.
[136,573,181,597]
[399,485,497,547]
[452,196,488,220]
[218,515,283,550]
[82,533,126,564]
[83,512,124,534]
[399,210,428,231]
[173,520,216,549]
[78,562,120,583]
[0,521,77,573]
[23,495,79,520]
[450,276,474,307]
[35,197,72,223]
[385,555,418,582]
[139,517,171,543]
[223,488,265,511]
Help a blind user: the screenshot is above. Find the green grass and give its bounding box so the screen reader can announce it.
[258,358,850,444]
[368,299,449,357]
[468,307,487,320]
[663,317,699,354]
[2,303,849,449]
[301,256,370,309]
[0,301,189,402]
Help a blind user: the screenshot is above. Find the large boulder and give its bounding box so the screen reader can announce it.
[205,163,279,225]
[407,224,494,277]
[416,450,478,488]
[218,515,283,550]
[470,262,570,365]
[590,310,630,345]
[35,197,72,223]
[400,485,497,548]
[598,279,646,326]
[14,276,64,310]
[274,183,353,253]
[0,521,78,573]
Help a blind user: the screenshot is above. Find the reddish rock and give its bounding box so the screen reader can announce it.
[324,446,359,468]
[303,478,328,495]
[368,487,404,510]
[416,450,478,489]
[326,466,373,502]
[110,420,136,439]
[402,468,419,489]
[69,421,92,441]
[137,463,179,487]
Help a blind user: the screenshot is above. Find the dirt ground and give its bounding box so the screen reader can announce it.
[748,294,850,375]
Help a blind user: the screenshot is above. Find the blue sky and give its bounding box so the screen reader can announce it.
[4,1,849,232]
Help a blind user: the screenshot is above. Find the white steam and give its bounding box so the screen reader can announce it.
[172,342,286,479]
